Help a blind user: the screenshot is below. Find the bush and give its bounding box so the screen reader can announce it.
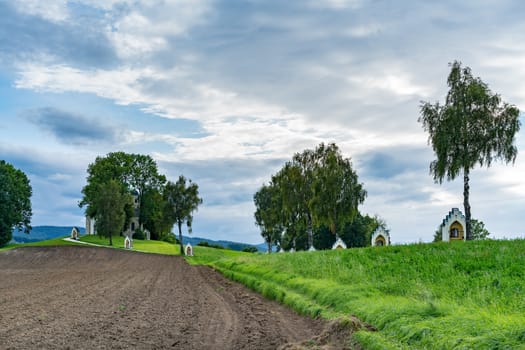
[242,246,259,253]
[133,228,145,240]
[198,241,225,249]
[160,233,179,244]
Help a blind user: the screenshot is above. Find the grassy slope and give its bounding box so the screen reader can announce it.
[80,235,182,255]
[189,240,525,349]
[4,235,525,349]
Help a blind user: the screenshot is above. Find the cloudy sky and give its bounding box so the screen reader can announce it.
[1,0,524,244]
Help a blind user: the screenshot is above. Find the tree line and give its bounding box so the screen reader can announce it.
[254,143,384,252]
[79,152,202,254]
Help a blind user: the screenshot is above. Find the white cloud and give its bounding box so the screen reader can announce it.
[345,23,382,38]
[309,0,363,10]
[5,0,525,244]
[348,72,432,98]
[105,0,210,58]
[13,0,69,22]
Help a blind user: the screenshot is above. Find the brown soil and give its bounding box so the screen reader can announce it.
[0,246,355,349]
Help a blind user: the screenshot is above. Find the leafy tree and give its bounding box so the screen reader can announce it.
[310,143,367,239]
[313,225,336,250]
[419,61,520,240]
[341,213,380,247]
[254,181,284,253]
[0,160,32,246]
[80,152,166,230]
[287,149,317,249]
[92,180,131,246]
[433,229,442,242]
[140,188,172,240]
[470,219,491,240]
[164,176,202,255]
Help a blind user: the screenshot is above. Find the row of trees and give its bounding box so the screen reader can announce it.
[254,143,380,252]
[0,160,32,247]
[80,152,202,254]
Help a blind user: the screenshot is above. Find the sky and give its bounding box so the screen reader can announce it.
[1,0,524,245]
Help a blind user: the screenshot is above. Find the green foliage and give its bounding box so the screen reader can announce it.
[133,227,146,240]
[419,61,520,239]
[310,143,366,237]
[254,180,283,252]
[471,219,491,240]
[242,246,258,253]
[139,188,173,240]
[0,160,32,247]
[92,180,131,246]
[164,175,203,255]
[80,152,166,228]
[255,143,367,252]
[433,229,442,242]
[197,241,225,249]
[195,239,525,349]
[160,233,179,244]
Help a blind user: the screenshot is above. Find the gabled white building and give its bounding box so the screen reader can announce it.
[439,208,466,241]
[371,226,390,246]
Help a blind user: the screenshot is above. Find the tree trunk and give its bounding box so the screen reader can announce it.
[267,239,272,254]
[464,169,472,240]
[178,221,184,255]
[307,214,314,250]
[109,233,113,246]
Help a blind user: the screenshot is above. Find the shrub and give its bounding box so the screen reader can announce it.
[242,246,259,253]
[133,228,145,240]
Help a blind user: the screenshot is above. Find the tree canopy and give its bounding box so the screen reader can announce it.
[80,152,166,217]
[164,175,203,255]
[92,180,131,246]
[254,143,370,252]
[254,180,283,253]
[419,61,520,240]
[310,143,366,238]
[0,160,32,246]
[80,152,202,244]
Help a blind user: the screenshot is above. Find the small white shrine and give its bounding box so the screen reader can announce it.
[70,227,80,240]
[185,243,193,256]
[439,208,466,241]
[124,236,133,249]
[371,227,390,247]
[332,237,347,250]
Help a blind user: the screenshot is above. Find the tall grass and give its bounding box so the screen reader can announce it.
[193,239,525,349]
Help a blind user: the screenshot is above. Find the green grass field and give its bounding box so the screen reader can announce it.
[4,235,525,349]
[191,239,525,349]
[79,235,183,255]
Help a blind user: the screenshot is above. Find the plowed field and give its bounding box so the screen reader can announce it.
[0,246,343,349]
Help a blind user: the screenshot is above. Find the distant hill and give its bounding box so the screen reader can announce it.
[11,226,85,244]
[10,226,264,251]
[182,236,263,252]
